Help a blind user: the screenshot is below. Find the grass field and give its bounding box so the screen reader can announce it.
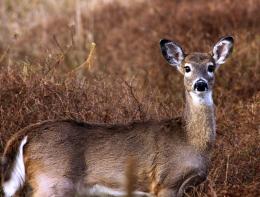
[0,0,259,196]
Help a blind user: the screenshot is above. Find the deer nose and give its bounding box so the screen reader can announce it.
[194,79,208,92]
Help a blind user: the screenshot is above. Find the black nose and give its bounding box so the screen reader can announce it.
[194,80,208,92]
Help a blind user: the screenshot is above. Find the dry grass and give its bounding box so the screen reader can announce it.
[0,0,259,196]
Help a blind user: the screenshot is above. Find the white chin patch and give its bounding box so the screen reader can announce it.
[190,91,213,106]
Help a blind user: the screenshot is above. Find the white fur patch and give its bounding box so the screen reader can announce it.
[85,184,152,197]
[184,63,192,77]
[190,91,213,106]
[3,136,28,197]
[36,174,54,195]
[206,62,214,77]
[174,45,184,65]
[34,173,74,196]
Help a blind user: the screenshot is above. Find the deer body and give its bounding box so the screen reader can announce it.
[1,36,233,197]
[1,117,209,197]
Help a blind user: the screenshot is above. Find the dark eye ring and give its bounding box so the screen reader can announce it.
[208,65,215,72]
[184,66,191,73]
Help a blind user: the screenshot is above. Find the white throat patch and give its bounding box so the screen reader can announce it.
[190,91,213,106]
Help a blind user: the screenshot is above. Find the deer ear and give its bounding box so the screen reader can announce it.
[160,39,185,68]
[213,36,234,65]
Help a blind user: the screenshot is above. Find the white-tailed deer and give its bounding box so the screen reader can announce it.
[1,36,233,197]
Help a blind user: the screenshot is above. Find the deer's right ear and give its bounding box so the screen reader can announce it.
[160,39,185,68]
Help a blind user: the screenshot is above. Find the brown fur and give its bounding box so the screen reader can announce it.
[184,53,213,64]
[2,116,210,196]
[1,37,234,196]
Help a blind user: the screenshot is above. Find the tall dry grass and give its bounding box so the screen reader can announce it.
[0,0,259,196]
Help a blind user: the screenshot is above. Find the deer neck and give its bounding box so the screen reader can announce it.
[184,90,216,152]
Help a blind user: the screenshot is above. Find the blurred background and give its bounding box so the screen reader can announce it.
[0,0,259,196]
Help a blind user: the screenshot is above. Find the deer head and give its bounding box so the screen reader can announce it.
[160,36,234,105]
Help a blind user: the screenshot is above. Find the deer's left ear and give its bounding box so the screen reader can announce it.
[212,36,234,65]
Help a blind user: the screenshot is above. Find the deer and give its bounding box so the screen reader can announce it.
[0,36,233,197]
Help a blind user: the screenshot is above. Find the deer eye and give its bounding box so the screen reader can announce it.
[184,66,191,73]
[208,65,215,72]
